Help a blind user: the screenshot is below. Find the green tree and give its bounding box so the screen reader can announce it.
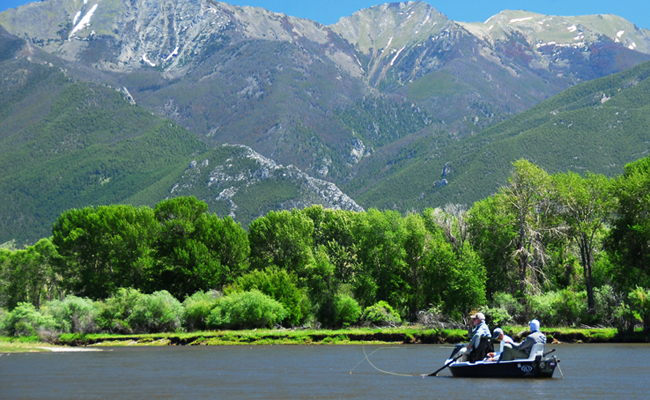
[606,156,650,292]
[501,160,559,294]
[553,171,612,311]
[153,197,249,299]
[0,238,60,310]
[628,286,650,333]
[401,213,433,320]
[52,205,158,299]
[441,245,487,318]
[351,209,407,312]
[467,194,519,297]
[304,246,338,326]
[301,206,359,283]
[248,209,314,277]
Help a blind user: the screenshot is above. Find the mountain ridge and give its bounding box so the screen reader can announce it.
[2,1,650,243]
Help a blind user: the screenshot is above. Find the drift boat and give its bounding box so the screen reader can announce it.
[445,343,560,378]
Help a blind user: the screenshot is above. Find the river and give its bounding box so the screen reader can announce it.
[0,343,648,399]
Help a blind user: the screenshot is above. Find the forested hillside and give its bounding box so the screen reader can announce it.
[0,34,361,244]
[0,55,204,243]
[2,155,650,336]
[352,60,650,210]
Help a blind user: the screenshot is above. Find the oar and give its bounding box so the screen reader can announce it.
[542,349,556,357]
[428,353,461,377]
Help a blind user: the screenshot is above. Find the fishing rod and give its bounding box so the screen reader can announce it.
[427,353,461,377]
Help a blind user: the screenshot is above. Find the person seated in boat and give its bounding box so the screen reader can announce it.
[499,319,546,361]
[487,327,514,361]
[457,312,491,362]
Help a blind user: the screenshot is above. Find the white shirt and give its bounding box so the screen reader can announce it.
[496,334,514,356]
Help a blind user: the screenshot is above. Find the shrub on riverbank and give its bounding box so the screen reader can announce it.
[207,290,288,329]
[182,290,220,331]
[334,295,362,328]
[2,303,57,336]
[361,301,401,327]
[96,288,144,333]
[227,267,308,326]
[127,290,183,333]
[43,295,99,334]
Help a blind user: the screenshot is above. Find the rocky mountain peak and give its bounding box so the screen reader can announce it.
[331,1,451,54]
[459,10,650,54]
[0,0,363,77]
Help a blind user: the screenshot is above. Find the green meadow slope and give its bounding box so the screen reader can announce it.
[353,60,650,209]
[0,57,205,243]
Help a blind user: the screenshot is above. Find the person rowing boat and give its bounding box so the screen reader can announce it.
[456,312,492,362]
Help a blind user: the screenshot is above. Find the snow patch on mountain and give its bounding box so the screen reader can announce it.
[165,47,179,62]
[510,17,533,23]
[142,54,156,67]
[69,4,98,38]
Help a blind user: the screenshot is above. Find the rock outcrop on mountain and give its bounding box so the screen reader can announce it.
[168,144,363,226]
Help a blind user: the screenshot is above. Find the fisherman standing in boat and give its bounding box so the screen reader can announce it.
[499,319,546,361]
[457,312,491,362]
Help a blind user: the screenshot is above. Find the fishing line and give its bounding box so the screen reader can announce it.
[349,345,390,373]
[349,344,420,377]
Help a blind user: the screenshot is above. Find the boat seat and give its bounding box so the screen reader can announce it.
[524,343,545,361]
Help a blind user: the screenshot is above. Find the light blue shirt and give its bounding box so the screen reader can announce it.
[514,330,546,355]
[468,321,491,349]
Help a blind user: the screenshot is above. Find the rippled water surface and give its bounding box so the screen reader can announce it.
[1,343,648,399]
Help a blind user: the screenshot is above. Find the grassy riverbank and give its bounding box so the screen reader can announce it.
[0,336,53,353]
[2,326,647,353]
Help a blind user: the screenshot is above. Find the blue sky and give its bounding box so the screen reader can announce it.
[1,1,649,29]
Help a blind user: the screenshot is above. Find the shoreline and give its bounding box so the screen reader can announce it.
[2,327,647,353]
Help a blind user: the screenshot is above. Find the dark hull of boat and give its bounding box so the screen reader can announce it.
[448,357,559,378]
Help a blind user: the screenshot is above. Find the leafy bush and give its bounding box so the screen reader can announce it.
[207,290,288,329]
[591,285,618,326]
[182,290,220,331]
[128,290,183,333]
[43,295,100,334]
[481,292,525,326]
[480,305,513,327]
[334,295,362,328]
[2,302,57,336]
[528,291,562,326]
[528,290,587,327]
[0,307,7,334]
[361,301,401,327]
[96,287,143,333]
[555,290,587,326]
[492,292,524,321]
[628,286,650,332]
[228,267,307,326]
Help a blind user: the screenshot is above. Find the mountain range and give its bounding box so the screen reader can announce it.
[1,0,650,243]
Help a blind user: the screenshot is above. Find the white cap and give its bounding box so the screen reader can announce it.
[470,312,485,321]
[493,328,504,337]
[529,319,540,332]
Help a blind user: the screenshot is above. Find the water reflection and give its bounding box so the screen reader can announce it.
[0,343,648,399]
